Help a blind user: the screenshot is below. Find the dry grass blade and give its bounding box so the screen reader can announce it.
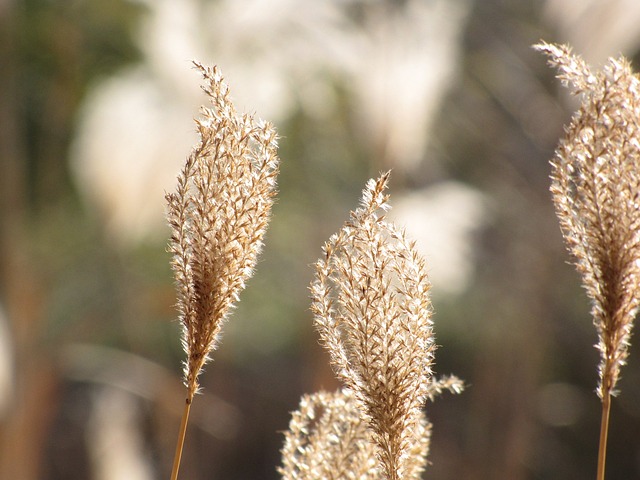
[535,40,640,480]
[310,172,439,480]
[165,62,279,479]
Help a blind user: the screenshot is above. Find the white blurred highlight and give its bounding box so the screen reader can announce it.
[544,0,640,64]
[87,387,154,480]
[70,0,470,245]
[71,68,197,244]
[391,182,487,296]
[0,305,13,417]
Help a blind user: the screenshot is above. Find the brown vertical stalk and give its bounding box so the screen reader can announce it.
[597,393,611,480]
[169,398,192,480]
[0,2,61,479]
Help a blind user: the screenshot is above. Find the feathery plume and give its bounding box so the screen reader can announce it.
[535,40,640,400]
[166,62,279,480]
[535,40,640,480]
[166,62,279,399]
[310,172,439,480]
[278,389,431,480]
[279,389,386,480]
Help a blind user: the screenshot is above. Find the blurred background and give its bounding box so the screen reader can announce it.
[2,0,640,478]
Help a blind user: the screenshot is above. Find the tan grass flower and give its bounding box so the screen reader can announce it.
[310,172,438,480]
[278,388,432,480]
[535,41,640,400]
[279,389,386,480]
[166,62,279,400]
[165,62,279,480]
[536,41,640,480]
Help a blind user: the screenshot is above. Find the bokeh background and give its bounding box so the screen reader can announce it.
[2,0,640,478]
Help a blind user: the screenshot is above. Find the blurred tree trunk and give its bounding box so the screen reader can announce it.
[0,2,59,479]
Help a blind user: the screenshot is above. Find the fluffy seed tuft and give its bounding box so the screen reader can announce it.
[166,63,279,399]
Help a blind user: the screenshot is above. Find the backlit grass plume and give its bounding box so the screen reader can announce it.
[165,62,279,480]
[535,41,640,480]
[278,389,431,480]
[309,172,461,479]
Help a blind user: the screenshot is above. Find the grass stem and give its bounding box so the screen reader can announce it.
[170,397,192,480]
[596,392,611,480]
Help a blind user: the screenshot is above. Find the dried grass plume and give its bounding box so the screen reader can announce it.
[536,40,640,480]
[166,62,279,480]
[309,172,461,479]
[279,389,393,480]
[165,62,279,400]
[535,41,640,400]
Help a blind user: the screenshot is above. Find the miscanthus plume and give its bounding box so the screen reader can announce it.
[536,40,640,480]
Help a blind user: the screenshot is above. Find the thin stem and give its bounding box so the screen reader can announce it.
[170,397,193,480]
[596,392,611,480]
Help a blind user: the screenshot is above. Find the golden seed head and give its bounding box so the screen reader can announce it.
[536,41,640,398]
[166,63,279,398]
